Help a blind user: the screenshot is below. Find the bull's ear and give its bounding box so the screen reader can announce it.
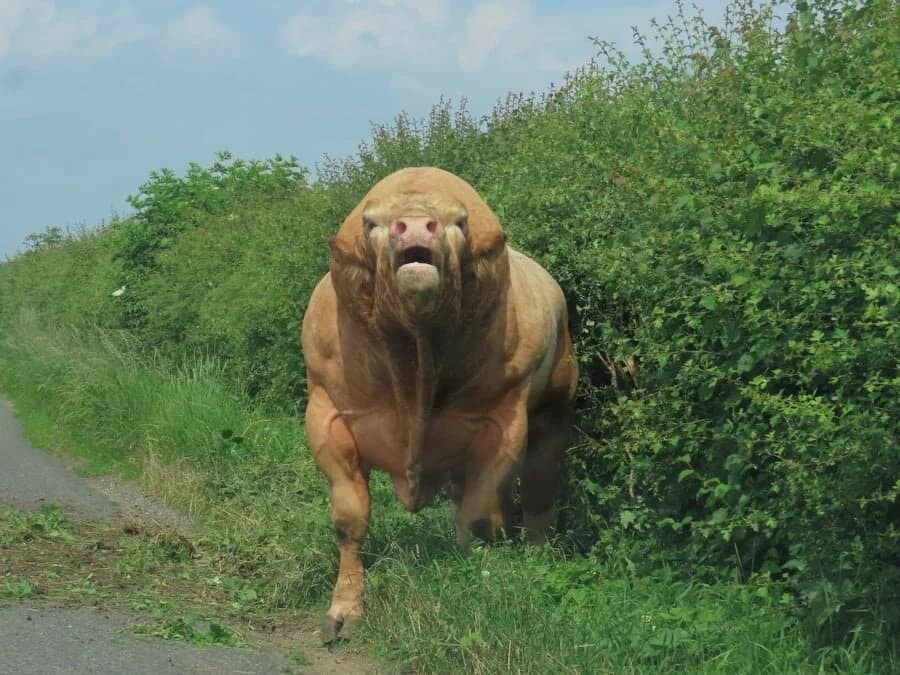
[328,201,376,320]
[328,233,363,265]
[329,201,368,266]
[466,201,507,259]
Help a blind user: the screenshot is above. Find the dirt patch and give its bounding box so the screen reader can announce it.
[86,475,192,533]
[1,514,380,673]
[1,519,209,608]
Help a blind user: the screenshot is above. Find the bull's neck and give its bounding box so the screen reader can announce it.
[382,325,440,426]
[413,333,435,419]
[378,328,439,503]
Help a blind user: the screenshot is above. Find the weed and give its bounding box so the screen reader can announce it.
[132,616,243,648]
[0,505,72,544]
[290,649,311,666]
[0,579,34,599]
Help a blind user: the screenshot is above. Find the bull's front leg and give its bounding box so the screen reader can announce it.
[306,386,370,642]
[455,396,528,549]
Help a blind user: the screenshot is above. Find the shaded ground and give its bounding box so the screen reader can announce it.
[0,397,378,674]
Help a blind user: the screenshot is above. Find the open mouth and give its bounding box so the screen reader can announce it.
[400,246,434,266]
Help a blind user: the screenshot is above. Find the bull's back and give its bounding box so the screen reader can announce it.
[508,249,567,322]
[507,249,577,409]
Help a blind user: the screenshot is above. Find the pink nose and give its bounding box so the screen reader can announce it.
[390,216,442,239]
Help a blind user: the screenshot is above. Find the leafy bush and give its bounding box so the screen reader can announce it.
[556,0,900,644]
[117,151,307,278]
[135,189,332,407]
[0,226,125,330]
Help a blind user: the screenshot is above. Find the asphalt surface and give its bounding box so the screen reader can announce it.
[0,607,294,674]
[0,397,115,520]
[0,398,300,674]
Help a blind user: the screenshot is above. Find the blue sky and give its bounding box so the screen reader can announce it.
[0,0,729,260]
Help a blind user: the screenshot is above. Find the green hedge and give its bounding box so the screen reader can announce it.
[1,0,896,648]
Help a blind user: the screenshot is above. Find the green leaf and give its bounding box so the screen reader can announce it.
[736,354,755,373]
[677,468,696,483]
[697,379,716,401]
[699,295,718,310]
[620,510,637,528]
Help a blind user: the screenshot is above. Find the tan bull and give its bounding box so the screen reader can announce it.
[301,167,578,641]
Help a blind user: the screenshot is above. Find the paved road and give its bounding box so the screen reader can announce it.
[0,607,294,674]
[0,398,300,674]
[0,397,115,520]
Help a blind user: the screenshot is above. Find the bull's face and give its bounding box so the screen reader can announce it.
[329,167,509,332]
[362,193,468,322]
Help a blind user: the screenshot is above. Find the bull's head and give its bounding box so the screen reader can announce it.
[363,191,467,321]
[329,167,507,332]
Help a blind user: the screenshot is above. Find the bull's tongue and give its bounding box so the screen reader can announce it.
[398,261,435,272]
[396,263,440,316]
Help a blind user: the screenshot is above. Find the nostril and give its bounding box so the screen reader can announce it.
[426,220,438,233]
[393,220,407,235]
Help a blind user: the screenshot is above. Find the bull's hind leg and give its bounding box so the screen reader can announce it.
[520,405,572,543]
[306,386,370,643]
[454,472,515,544]
[455,396,527,549]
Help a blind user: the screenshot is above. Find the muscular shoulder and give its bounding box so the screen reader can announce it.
[301,274,340,372]
[507,248,567,332]
[498,249,569,389]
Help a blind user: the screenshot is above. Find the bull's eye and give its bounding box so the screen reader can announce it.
[455,216,468,232]
[363,217,378,235]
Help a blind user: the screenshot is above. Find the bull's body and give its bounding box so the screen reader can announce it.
[301,168,577,641]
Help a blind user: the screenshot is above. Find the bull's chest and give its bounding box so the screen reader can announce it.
[345,406,484,477]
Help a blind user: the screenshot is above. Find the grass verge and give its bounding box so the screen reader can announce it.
[0,506,360,672]
[0,314,893,673]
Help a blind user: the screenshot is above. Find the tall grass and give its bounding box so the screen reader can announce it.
[0,311,248,471]
[0,312,891,672]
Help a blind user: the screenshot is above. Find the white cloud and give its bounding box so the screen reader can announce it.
[0,3,247,71]
[0,1,146,66]
[157,5,244,69]
[26,4,97,60]
[458,0,530,71]
[280,1,449,69]
[0,1,96,61]
[169,6,239,50]
[381,0,447,24]
[0,1,28,57]
[279,0,733,85]
[343,0,448,25]
[279,0,598,83]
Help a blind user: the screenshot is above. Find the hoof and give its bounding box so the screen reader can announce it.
[321,614,361,644]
